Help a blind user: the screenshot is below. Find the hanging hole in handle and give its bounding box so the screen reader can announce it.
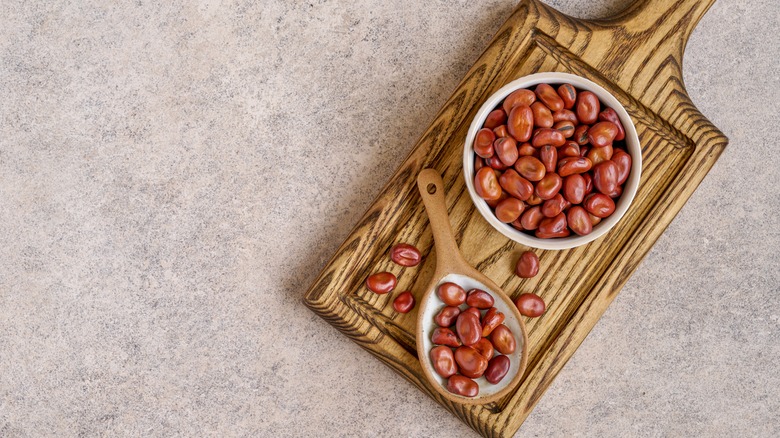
[427,183,437,195]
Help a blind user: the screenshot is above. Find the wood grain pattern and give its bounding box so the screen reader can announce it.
[303,0,728,436]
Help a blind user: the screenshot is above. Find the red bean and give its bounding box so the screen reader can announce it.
[576,91,600,124]
[557,83,577,109]
[484,108,507,129]
[485,355,511,384]
[567,206,593,236]
[612,148,632,185]
[474,128,496,158]
[437,282,466,306]
[447,375,478,397]
[535,83,564,112]
[598,107,626,141]
[494,197,525,223]
[474,167,502,201]
[499,169,534,201]
[514,156,546,182]
[587,121,619,148]
[456,312,482,346]
[592,160,619,195]
[515,251,539,278]
[485,189,508,208]
[474,156,485,172]
[574,124,589,145]
[537,212,567,236]
[514,293,546,317]
[559,141,580,158]
[486,154,509,170]
[526,193,543,206]
[517,142,537,157]
[493,124,508,138]
[582,172,594,194]
[481,307,505,337]
[434,306,461,327]
[473,338,495,360]
[503,89,536,114]
[532,128,566,147]
[507,104,534,143]
[489,325,516,354]
[520,205,544,230]
[557,157,592,177]
[463,307,481,320]
[494,137,518,167]
[366,272,396,294]
[466,289,495,309]
[541,193,566,218]
[455,346,489,378]
[552,109,577,123]
[539,145,557,173]
[535,172,563,200]
[562,174,586,204]
[390,243,421,267]
[587,143,613,165]
[531,101,553,128]
[432,327,461,348]
[393,291,415,313]
[554,120,575,138]
[431,346,458,378]
[583,193,616,218]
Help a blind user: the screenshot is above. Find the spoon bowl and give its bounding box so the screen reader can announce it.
[415,169,529,405]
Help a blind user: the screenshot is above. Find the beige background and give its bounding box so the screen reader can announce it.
[1,0,778,436]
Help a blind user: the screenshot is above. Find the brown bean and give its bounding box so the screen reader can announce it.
[612,148,632,185]
[576,91,600,124]
[557,157,592,177]
[454,346,489,378]
[552,109,577,123]
[494,137,519,167]
[473,338,495,360]
[431,346,458,378]
[598,107,626,141]
[493,124,508,138]
[515,251,539,278]
[574,124,589,145]
[494,197,525,223]
[486,154,509,170]
[499,169,533,201]
[507,104,533,143]
[481,307,505,337]
[559,141,580,158]
[474,166,502,201]
[485,355,511,384]
[567,206,593,236]
[557,83,577,109]
[537,212,567,236]
[520,205,544,230]
[526,193,543,206]
[539,145,557,173]
[466,289,495,309]
[390,243,421,267]
[587,143,613,165]
[514,293,546,317]
[562,174,586,204]
[554,120,575,138]
[531,128,566,147]
[485,189,508,208]
[484,108,507,129]
[432,327,461,348]
[517,142,537,157]
[437,282,466,306]
[535,172,563,200]
[587,121,619,147]
[583,193,616,218]
[366,272,396,294]
[474,128,496,158]
[447,375,478,397]
[393,291,415,313]
[541,193,566,218]
[535,83,564,112]
[490,325,516,354]
[530,101,553,128]
[503,88,536,114]
[514,156,546,182]
[592,160,619,195]
[434,306,461,327]
[456,312,482,346]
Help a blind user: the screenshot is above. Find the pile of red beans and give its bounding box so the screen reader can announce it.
[430,282,516,397]
[365,243,423,313]
[472,83,632,238]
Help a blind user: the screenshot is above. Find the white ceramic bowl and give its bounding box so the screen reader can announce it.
[463,72,642,250]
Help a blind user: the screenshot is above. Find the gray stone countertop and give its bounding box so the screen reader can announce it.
[1,0,778,436]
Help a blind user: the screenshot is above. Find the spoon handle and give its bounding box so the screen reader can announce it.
[417,169,468,274]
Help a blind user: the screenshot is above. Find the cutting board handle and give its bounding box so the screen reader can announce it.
[610,0,717,46]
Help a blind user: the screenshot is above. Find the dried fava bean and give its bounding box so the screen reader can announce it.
[431,346,458,378]
[494,137,519,167]
[499,169,534,201]
[507,104,534,143]
[576,91,600,124]
[503,88,536,114]
[554,120,575,138]
[588,211,602,226]
[607,184,623,198]
[611,148,632,185]
[574,124,589,145]
[393,291,415,313]
[434,306,461,327]
[481,307,505,337]
[526,193,543,206]
[582,173,594,194]
[486,154,509,170]
[514,293,546,317]
[531,128,566,148]
[432,327,461,348]
[514,156,546,182]
[485,189,508,208]
[562,174,586,204]
[490,325,516,354]
[598,107,626,141]
[515,251,539,278]
[493,124,509,138]
[587,143,613,165]
[447,375,478,397]
[475,167,502,201]
[463,307,481,319]
[537,213,567,236]
[390,243,421,267]
[494,197,525,223]
[592,160,619,195]
[366,272,396,294]
[552,109,577,124]
[541,193,566,218]
[587,121,619,148]
[530,101,554,128]
[454,346,489,378]
[485,355,511,384]
[520,205,544,230]
[484,108,507,129]
[559,141,580,158]
[539,145,557,173]
[474,128,496,158]
[535,227,571,239]
[557,156,592,177]
[456,312,482,346]
[535,83,564,112]
[437,282,466,306]
[557,83,577,109]
[583,193,616,218]
[535,172,563,200]
[466,289,495,309]
[474,156,485,172]
[473,338,495,360]
[517,142,536,157]
[567,206,593,236]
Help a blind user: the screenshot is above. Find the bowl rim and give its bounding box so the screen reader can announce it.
[462,72,642,250]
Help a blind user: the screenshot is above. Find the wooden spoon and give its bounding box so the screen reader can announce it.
[416,168,529,405]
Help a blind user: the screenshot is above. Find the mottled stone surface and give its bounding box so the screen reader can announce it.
[1,0,778,436]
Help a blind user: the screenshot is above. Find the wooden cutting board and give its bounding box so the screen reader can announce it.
[303,0,727,436]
